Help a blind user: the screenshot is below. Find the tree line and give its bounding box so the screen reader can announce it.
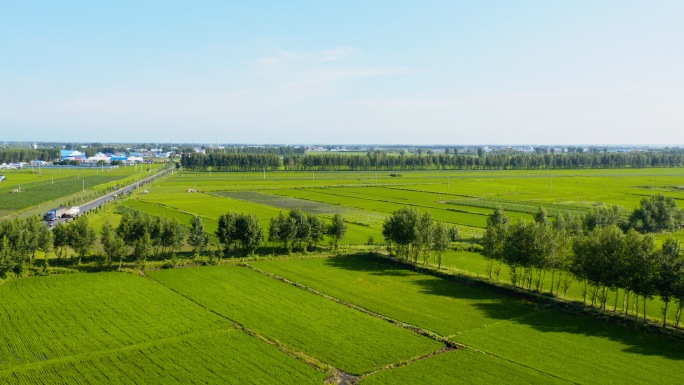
[0,148,61,164]
[180,152,281,171]
[0,209,348,279]
[479,201,684,328]
[180,151,684,172]
[204,145,306,156]
[382,207,460,269]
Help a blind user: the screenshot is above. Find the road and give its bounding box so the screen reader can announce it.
[47,167,173,227]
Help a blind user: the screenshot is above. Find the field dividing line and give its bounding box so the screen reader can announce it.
[448,309,550,339]
[243,263,462,350]
[460,346,579,385]
[142,273,335,376]
[357,347,455,380]
[0,328,233,375]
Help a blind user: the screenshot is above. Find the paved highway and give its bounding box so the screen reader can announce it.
[47,167,173,227]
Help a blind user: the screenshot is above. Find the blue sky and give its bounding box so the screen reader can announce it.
[1,1,683,145]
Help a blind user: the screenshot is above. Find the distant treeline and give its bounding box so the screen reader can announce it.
[0,148,60,164]
[181,153,282,171]
[211,146,306,156]
[181,151,684,171]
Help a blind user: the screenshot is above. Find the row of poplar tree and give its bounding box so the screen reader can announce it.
[180,151,684,172]
[0,208,348,278]
[480,203,684,328]
[381,207,461,268]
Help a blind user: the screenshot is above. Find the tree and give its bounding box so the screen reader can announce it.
[622,229,657,322]
[161,219,185,258]
[37,225,54,271]
[234,213,263,255]
[534,206,549,226]
[654,238,684,327]
[481,207,510,280]
[0,236,14,278]
[583,205,627,231]
[102,221,128,269]
[432,222,450,269]
[133,232,152,269]
[188,215,208,257]
[502,220,532,288]
[52,223,71,261]
[414,212,434,263]
[269,212,295,252]
[100,221,115,266]
[117,211,149,249]
[67,216,96,265]
[449,225,460,242]
[289,209,311,251]
[572,226,624,308]
[629,194,684,233]
[307,213,325,251]
[328,213,347,253]
[216,212,238,257]
[382,207,420,260]
[549,216,574,297]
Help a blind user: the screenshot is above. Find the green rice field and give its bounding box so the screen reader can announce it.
[4,167,684,383]
[147,265,443,375]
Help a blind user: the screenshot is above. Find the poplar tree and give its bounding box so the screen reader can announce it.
[328,213,347,253]
[655,238,684,327]
[188,215,208,258]
[481,207,510,280]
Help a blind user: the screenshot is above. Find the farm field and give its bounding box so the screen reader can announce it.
[0,272,229,370]
[139,168,684,238]
[453,309,684,384]
[360,348,570,385]
[1,329,326,385]
[6,167,684,383]
[0,164,162,217]
[147,265,443,375]
[252,254,684,384]
[108,167,684,321]
[251,255,537,337]
[0,272,327,384]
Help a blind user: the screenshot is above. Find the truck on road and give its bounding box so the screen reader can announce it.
[63,206,80,218]
[45,207,67,221]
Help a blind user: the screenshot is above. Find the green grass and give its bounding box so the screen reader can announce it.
[453,309,684,384]
[0,272,230,370]
[215,190,351,215]
[147,264,443,374]
[1,329,326,385]
[251,254,537,337]
[361,348,570,385]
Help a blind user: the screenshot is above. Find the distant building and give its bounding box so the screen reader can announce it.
[60,150,86,161]
[126,156,144,164]
[86,153,111,164]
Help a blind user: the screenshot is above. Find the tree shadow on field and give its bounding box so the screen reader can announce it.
[324,253,684,362]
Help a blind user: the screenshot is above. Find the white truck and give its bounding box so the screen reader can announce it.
[63,206,80,218]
